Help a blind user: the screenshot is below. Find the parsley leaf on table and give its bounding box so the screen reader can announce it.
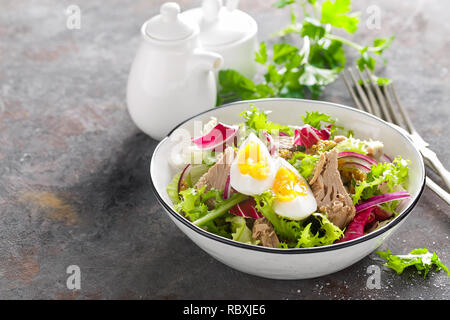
[217,0,394,105]
[376,248,450,278]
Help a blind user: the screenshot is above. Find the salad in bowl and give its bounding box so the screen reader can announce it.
[165,105,411,249]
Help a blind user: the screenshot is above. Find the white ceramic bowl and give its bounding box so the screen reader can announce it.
[150,98,425,280]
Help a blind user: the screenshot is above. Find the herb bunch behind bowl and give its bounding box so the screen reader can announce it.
[217,0,394,105]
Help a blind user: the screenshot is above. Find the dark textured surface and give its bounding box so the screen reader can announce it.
[0,0,449,299]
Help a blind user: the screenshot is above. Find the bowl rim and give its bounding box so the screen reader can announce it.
[150,98,426,254]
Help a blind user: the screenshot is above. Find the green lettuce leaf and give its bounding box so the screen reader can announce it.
[301,111,336,129]
[226,216,259,245]
[240,105,293,135]
[253,191,302,242]
[335,136,368,154]
[166,172,182,204]
[352,157,410,204]
[376,248,450,278]
[320,0,360,34]
[175,186,248,238]
[288,152,320,180]
[174,186,218,222]
[253,191,343,247]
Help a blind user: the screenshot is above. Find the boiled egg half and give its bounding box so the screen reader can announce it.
[271,158,317,220]
[230,133,277,195]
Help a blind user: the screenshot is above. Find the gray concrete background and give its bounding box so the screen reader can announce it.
[0,0,448,299]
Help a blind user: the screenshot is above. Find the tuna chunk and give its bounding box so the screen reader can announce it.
[195,147,235,208]
[309,149,356,229]
[252,217,279,248]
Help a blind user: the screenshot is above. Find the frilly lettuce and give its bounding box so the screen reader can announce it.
[335,136,368,154]
[288,152,319,180]
[253,191,343,248]
[240,105,293,135]
[226,216,259,245]
[175,186,246,238]
[353,157,410,205]
[166,172,182,204]
[376,248,450,278]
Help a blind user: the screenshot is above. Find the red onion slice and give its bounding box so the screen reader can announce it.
[339,161,371,173]
[338,151,378,166]
[191,122,239,151]
[178,164,191,193]
[229,198,263,219]
[355,192,410,213]
[379,154,393,163]
[262,131,276,155]
[223,175,232,200]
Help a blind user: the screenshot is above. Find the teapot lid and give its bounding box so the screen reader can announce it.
[182,0,256,47]
[145,2,195,41]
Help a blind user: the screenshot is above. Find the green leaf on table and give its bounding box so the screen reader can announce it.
[274,0,296,9]
[372,36,395,55]
[376,248,450,278]
[265,64,283,85]
[320,0,360,34]
[299,64,338,86]
[272,43,300,64]
[217,70,262,104]
[356,47,376,71]
[255,42,268,65]
[301,17,326,40]
[321,40,346,71]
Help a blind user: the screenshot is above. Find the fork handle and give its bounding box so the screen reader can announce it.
[426,177,450,206]
[420,147,450,191]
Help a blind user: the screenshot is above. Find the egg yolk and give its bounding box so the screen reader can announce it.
[238,141,270,180]
[272,167,307,202]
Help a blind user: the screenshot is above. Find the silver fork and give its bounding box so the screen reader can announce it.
[343,66,450,205]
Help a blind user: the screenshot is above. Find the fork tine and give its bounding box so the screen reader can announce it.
[342,70,363,111]
[382,84,403,127]
[356,68,382,118]
[348,68,373,114]
[390,83,416,133]
[363,66,393,123]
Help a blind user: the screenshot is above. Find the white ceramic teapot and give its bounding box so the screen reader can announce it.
[127,2,223,140]
[182,0,258,79]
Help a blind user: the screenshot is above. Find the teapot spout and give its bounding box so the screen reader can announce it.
[191,48,223,72]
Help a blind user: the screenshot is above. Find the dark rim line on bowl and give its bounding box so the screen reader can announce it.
[150,98,426,254]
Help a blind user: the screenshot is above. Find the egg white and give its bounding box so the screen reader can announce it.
[230,133,277,195]
[272,158,317,220]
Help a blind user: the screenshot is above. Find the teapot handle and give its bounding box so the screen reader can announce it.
[191,48,223,73]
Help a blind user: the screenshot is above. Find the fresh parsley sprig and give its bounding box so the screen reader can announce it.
[217,0,394,105]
